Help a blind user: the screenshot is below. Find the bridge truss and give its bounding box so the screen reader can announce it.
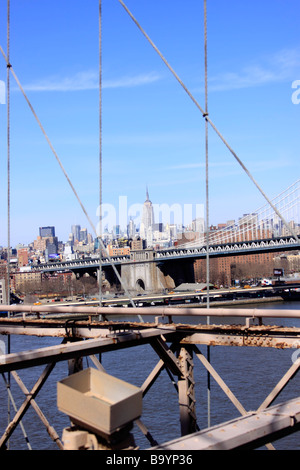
[176,179,300,249]
[0,305,300,450]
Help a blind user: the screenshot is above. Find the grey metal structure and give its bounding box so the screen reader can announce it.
[0,304,300,450]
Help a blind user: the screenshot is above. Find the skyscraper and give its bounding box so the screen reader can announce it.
[71,225,81,243]
[39,226,55,237]
[127,218,136,239]
[140,188,154,240]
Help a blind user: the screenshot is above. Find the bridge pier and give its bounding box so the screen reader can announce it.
[121,250,172,294]
[120,249,196,294]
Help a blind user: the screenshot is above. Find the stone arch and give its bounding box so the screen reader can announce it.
[136,278,145,291]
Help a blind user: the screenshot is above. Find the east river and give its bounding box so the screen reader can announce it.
[0,299,300,450]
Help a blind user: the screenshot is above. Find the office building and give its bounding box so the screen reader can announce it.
[0,279,6,304]
[71,225,81,243]
[39,226,55,238]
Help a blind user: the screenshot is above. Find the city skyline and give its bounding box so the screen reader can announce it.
[4,200,299,252]
[0,1,299,246]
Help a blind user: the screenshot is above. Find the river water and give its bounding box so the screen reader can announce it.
[0,300,300,450]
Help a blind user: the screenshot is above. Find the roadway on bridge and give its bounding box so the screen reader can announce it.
[36,284,298,309]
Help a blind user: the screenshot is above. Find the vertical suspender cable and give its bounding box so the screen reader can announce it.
[98,0,103,309]
[97,1,140,317]
[204,0,209,311]
[6,0,11,446]
[5,2,31,450]
[6,0,10,315]
[204,0,211,428]
[0,44,138,310]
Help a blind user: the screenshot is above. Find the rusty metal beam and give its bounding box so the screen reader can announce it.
[1,317,300,350]
[0,328,174,373]
[180,325,300,349]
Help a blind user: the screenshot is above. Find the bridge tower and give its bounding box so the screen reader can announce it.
[121,249,175,294]
[121,248,196,294]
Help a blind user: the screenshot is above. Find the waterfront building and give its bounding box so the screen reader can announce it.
[0,278,6,304]
[194,250,286,287]
[17,248,29,267]
[11,270,42,293]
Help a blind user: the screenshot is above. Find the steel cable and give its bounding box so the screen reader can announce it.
[0,45,137,310]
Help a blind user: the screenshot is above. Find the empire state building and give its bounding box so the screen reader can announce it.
[140,188,154,240]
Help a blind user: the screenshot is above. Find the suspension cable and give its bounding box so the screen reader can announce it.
[204,0,211,429]
[6,0,10,314]
[99,0,103,308]
[0,45,137,310]
[204,0,209,310]
[6,0,11,447]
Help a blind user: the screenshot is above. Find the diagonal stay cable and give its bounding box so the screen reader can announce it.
[117,0,299,243]
[0,45,137,310]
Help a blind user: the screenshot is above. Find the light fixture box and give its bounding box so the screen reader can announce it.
[57,368,142,437]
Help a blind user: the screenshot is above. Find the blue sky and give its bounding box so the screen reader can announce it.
[0,0,299,246]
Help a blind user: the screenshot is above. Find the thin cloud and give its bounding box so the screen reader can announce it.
[169,161,236,171]
[22,70,161,92]
[168,158,291,174]
[104,72,161,89]
[202,47,300,93]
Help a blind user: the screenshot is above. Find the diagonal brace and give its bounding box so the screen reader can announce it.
[192,345,247,416]
[257,358,300,412]
[150,337,182,377]
[11,370,63,449]
[0,361,56,449]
